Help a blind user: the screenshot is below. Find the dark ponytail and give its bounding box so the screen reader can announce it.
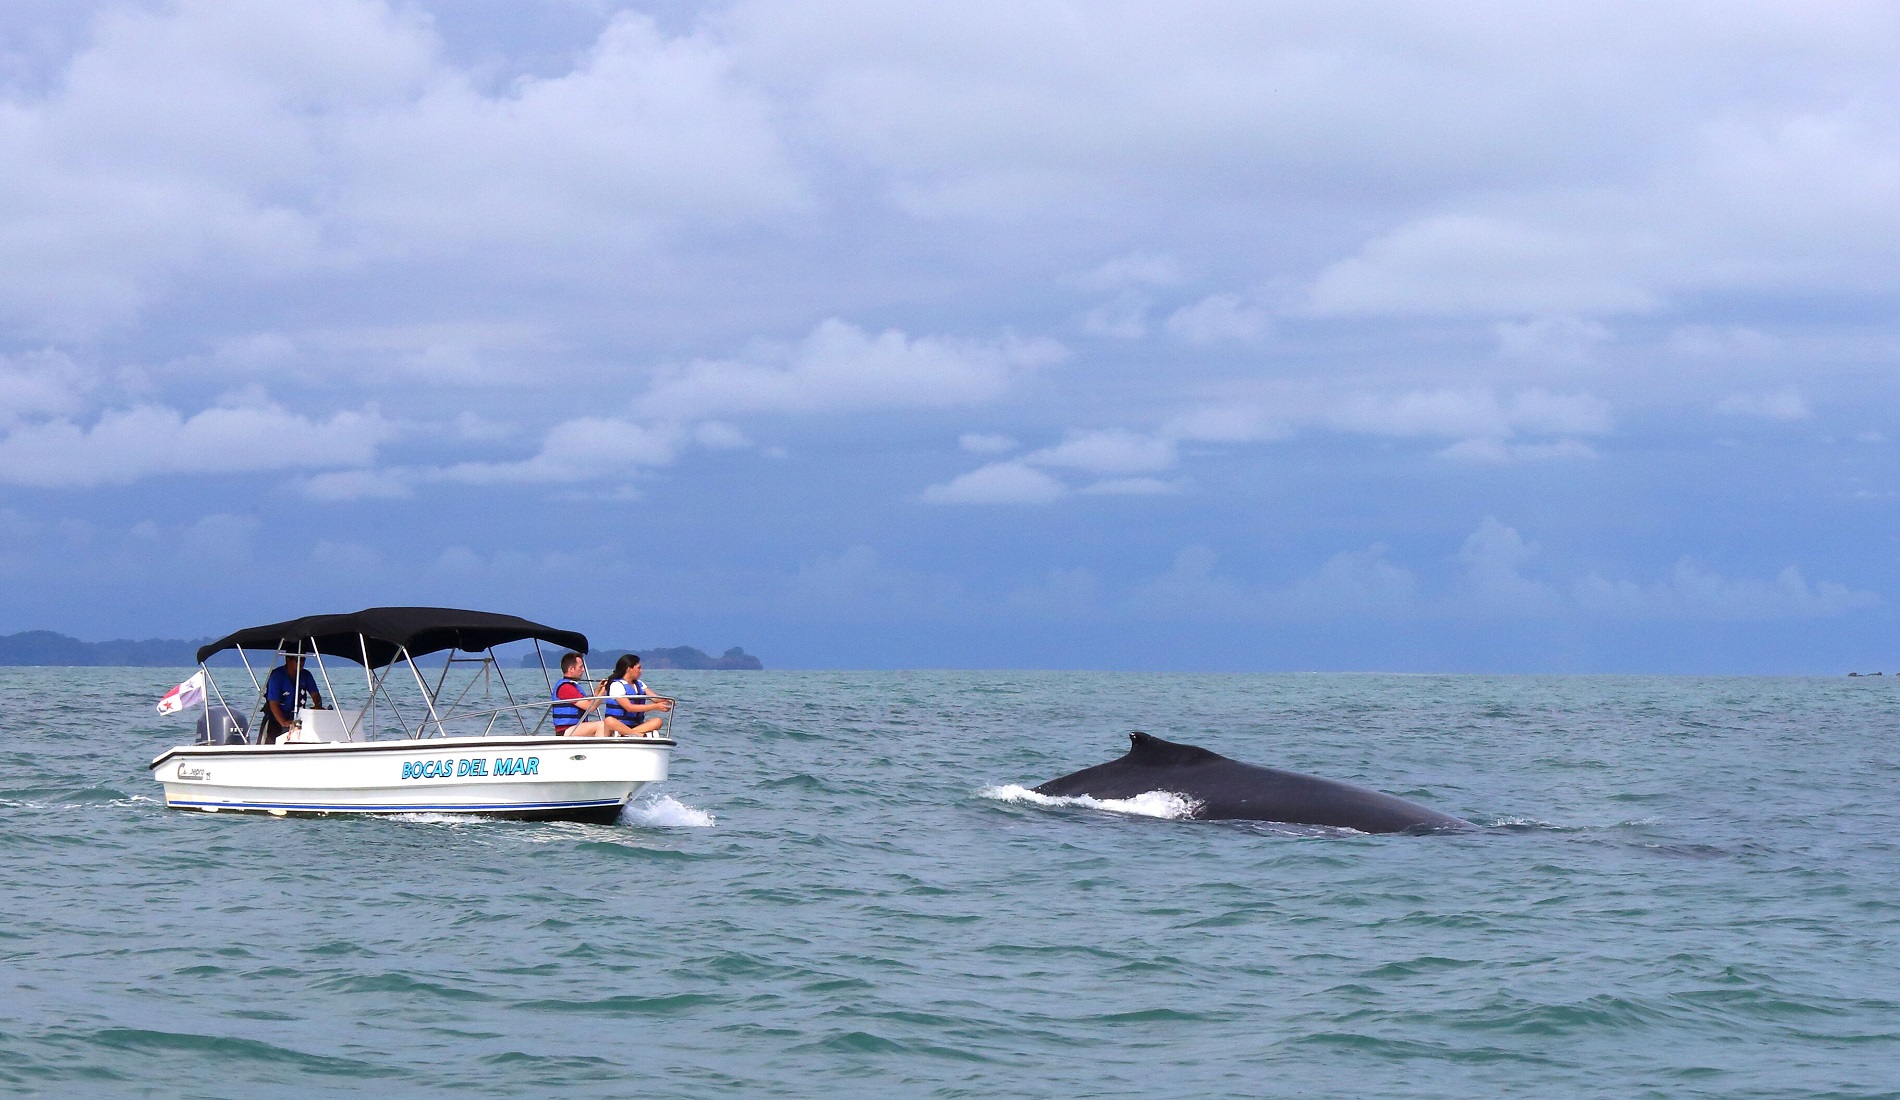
[602,653,637,691]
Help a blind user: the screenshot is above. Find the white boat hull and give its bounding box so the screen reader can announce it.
[149,736,672,823]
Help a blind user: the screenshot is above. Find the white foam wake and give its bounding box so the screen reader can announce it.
[621,793,716,828]
[979,784,1202,820]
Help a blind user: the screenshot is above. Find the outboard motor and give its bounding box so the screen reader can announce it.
[195,705,249,745]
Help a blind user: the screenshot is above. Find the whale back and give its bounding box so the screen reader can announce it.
[1032,731,1470,833]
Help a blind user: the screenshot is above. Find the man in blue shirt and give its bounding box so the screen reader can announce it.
[262,654,324,744]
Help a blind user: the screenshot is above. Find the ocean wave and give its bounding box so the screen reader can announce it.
[978,783,1202,820]
[622,793,715,828]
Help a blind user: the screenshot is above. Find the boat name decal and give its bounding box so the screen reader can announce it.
[401,756,540,780]
[177,766,210,781]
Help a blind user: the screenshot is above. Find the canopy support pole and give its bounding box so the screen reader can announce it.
[312,646,341,727]
[360,635,377,742]
[490,650,530,736]
[234,647,266,733]
[404,646,446,737]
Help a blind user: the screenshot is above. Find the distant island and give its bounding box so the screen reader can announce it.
[0,630,214,666]
[519,645,764,671]
[0,630,763,670]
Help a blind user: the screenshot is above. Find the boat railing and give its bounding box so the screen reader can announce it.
[201,638,680,744]
[359,692,680,741]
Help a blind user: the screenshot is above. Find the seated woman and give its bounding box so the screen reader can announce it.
[600,654,672,738]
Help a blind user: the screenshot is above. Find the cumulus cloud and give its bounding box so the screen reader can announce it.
[294,318,1054,497]
[436,418,682,485]
[0,349,95,427]
[297,468,413,501]
[928,385,1612,503]
[1574,561,1878,620]
[644,319,1064,421]
[783,544,960,616]
[920,461,1067,504]
[0,401,390,487]
[1080,292,1151,339]
[1112,521,1877,624]
[1165,292,1272,344]
[1024,428,1176,475]
[1278,544,1420,616]
[926,427,1179,502]
[0,1,800,334]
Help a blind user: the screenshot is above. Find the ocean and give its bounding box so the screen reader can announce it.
[2,668,1896,1098]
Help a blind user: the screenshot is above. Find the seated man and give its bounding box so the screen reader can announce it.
[548,652,637,737]
[262,653,324,744]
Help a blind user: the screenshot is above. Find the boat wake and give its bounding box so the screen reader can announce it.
[621,793,715,828]
[979,784,1202,820]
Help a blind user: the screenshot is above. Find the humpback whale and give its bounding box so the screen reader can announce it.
[1033,732,1471,834]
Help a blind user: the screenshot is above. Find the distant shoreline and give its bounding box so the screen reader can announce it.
[0,631,763,670]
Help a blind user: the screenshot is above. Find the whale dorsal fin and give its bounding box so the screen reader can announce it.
[1125,731,1228,767]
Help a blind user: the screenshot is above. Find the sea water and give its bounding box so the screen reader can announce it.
[1,669,1896,1098]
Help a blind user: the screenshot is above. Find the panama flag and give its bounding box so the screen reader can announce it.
[156,670,206,715]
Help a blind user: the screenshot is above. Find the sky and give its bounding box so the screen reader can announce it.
[2,0,1899,672]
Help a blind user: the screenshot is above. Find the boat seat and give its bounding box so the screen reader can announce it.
[287,708,362,743]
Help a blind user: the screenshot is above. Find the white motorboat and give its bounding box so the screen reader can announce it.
[148,607,674,824]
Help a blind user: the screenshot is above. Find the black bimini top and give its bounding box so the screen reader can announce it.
[194,607,588,668]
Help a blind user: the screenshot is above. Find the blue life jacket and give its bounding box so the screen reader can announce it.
[550,678,584,730]
[605,677,648,724]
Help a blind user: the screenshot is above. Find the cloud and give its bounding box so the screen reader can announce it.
[1165,404,1285,444]
[1075,252,1180,292]
[958,431,1016,454]
[0,401,390,487]
[1715,388,1810,420]
[436,418,682,485]
[1277,543,1419,617]
[694,421,751,448]
[1080,291,1151,339]
[1574,561,1878,620]
[643,319,1064,421]
[0,349,96,427]
[1128,545,1253,618]
[1494,315,1611,363]
[928,384,1611,504]
[1306,214,1662,318]
[1667,324,1777,359]
[1080,477,1179,495]
[927,426,1182,502]
[1330,388,1612,440]
[1454,518,1562,615]
[1024,428,1176,475]
[1439,437,1598,465]
[1165,292,1272,344]
[0,1,801,335]
[782,544,959,616]
[320,318,1053,495]
[1007,566,1103,616]
[920,461,1067,504]
[297,467,413,501]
